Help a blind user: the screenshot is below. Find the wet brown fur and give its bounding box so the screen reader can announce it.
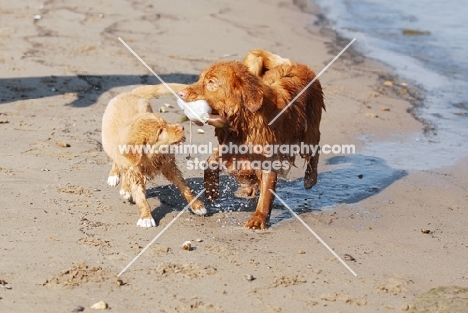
[179,49,325,229]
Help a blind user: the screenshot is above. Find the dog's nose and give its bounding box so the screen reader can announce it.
[178,90,186,100]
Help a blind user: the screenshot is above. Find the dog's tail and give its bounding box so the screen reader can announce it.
[131,83,187,100]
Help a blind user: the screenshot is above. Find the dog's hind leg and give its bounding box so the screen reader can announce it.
[304,152,320,189]
[107,161,120,187]
[234,174,258,198]
[130,176,156,227]
[119,172,132,201]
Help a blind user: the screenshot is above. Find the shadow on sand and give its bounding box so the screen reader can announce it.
[146,154,407,226]
[0,74,198,107]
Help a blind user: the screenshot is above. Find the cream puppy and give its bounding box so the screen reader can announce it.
[102,84,206,227]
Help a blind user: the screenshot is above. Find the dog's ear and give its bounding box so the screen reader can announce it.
[241,74,264,113]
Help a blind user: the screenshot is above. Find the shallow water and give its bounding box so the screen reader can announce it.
[149,155,406,224]
[316,0,468,170]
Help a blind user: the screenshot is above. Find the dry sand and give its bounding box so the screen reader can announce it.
[1,0,467,312]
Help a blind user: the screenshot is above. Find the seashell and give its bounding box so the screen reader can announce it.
[56,141,70,148]
[182,241,192,251]
[90,301,107,310]
[245,274,255,281]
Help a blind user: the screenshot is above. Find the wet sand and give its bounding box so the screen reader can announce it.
[1,0,467,312]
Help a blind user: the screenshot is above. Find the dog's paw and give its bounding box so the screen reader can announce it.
[137,218,156,227]
[107,175,120,187]
[119,189,132,201]
[245,214,267,230]
[190,199,207,216]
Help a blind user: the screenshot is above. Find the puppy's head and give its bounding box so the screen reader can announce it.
[123,114,185,165]
[178,61,264,117]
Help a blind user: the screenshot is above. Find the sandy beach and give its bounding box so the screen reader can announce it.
[1,0,467,312]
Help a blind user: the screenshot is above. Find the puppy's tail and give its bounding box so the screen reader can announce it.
[131,83,187,100]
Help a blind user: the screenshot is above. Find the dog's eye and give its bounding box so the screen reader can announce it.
[206,78,218,92]
[156,128,166,140]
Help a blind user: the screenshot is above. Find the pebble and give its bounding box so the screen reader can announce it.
[196,128,205,134]
[72,306,85,312]
[115,278,123,286]
[195,238,203,242]
[33,14,42,20]
[90,301,107,310]
[159,106,167,113]
[364,113,379,118]
[383,80,393,86]
[420,228,431,234]
[298,250,306,254]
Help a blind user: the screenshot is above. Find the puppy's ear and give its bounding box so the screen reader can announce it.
[122,120,159,166]
[123,132,145,166]
[241,75,264,113]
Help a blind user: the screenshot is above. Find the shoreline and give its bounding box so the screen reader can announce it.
[0,0,467,312]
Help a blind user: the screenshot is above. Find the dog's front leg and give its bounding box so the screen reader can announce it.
[161,161,207,216]
[131,179,156,227]
[245,170,277,230]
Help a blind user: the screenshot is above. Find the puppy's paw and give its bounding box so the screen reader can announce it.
[107,175,120,187]
[245,213,267,230]
[190,199,207,216]
[137,218,156,227]
[119,189,132,201]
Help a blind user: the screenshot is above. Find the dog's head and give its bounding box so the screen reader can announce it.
[179,61,264,117]
[123,114,185,165]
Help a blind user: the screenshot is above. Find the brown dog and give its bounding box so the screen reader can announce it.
[102,84,206,227]
[178,49,325,229]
